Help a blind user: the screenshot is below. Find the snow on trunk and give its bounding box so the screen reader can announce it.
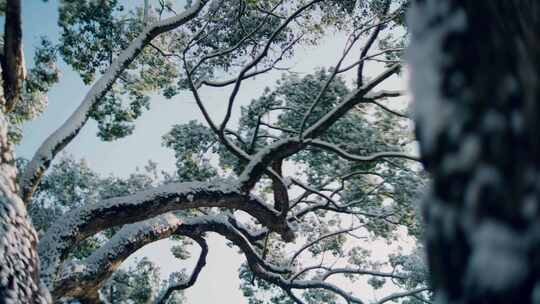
[0,112,50,303]
[409,0,540,302]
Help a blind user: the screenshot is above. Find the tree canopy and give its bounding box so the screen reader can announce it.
[0,0,431,303]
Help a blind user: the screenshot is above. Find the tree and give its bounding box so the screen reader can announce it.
[409,0,540,303]
[0,0,429,303]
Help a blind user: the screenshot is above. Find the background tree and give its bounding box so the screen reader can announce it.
[1,0,431,303]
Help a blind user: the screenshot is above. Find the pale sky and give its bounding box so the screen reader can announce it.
[17,1,412,303]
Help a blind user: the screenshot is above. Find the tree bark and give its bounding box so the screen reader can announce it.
[0,114,47,303]
[0,0,48,302]
[1,0,24,112]
[410,0,540,303]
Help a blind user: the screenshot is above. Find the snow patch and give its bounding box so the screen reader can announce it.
[408,0,467,153]
[466,221,529,293]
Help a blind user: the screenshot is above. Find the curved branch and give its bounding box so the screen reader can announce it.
[321,268,407,281]
[20,0,208,204]
[305,139,420,162]
[39,180,293,289]
[53,214,289,301]
[357,0,391,87]
[363,99,409,118]
[156,236,208,304]
[52,213,184,301]
[250,265,365,304]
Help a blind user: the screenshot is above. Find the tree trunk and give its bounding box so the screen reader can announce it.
[0,111,48,303]
[410,0,540,303]
[0,0,48,302]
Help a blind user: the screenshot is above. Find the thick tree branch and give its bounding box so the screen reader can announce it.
[20,0,208,205]
[53,214,289,301]
[52,213,184,301]
[238,64,401,192]
[39,180,293,289]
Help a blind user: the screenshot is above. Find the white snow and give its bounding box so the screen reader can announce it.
[466,220,529,293]
[408,0,467,153]
[39,179,242,288]
[20,0,207,201]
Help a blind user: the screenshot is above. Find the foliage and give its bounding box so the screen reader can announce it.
[102,257,186,304]
[15,0,430,303]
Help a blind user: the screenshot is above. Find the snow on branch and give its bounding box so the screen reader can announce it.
[237,65,402,192]
[52,213,184,301]
[53,213,290,302]
[20,0,208,205]
[302,64,401,139]
[38,180,292,289]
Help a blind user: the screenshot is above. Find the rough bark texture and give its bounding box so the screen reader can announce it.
[0,0,48,302]
[1,0,24,112]
[0,112,48,303]
[410,0,540,303]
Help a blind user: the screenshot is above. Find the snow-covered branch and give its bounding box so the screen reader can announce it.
[52,213,289,301]
[20,0,208,204]
[39,180,292,289]
[237,64,401,192]
[52,213,184,301]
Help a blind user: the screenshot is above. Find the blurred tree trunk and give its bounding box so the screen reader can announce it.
[410,1,540,303]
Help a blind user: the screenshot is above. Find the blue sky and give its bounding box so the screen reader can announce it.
[16,1,409,303]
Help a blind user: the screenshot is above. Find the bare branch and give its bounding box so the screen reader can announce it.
[357,0,391,88]
[219,0,323,136]
[305,139,420,162]
[288,225,362,267]
[299,32,363,135]
[156,236,208,304]
[321,268,407,281]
